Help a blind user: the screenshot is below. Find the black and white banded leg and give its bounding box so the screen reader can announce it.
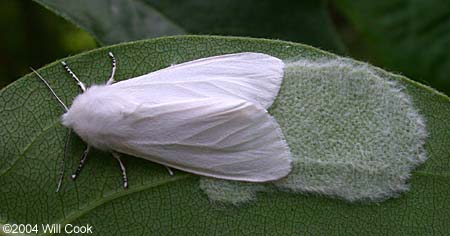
[106,52,117,85]
[61,61,86,92]
[71,145,90,180]
[165,166,174,176]
[112,152,128,189]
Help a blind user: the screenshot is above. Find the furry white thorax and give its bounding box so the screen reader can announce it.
[62,85,138,150]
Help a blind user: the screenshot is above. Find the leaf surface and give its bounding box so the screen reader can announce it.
[0,36,448,235]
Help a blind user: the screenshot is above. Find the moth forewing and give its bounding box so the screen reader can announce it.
[37,52,292,191]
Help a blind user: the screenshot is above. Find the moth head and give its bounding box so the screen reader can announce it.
[60,85,109,142]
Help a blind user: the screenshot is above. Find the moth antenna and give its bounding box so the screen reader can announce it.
[61,61,86,92]
[31,67,69,112]
[56,129,72,192]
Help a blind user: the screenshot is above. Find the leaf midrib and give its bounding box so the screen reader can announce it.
[41,174,192,236]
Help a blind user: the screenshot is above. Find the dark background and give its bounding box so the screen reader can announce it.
[0,0,448,95]
[0,0,96,88]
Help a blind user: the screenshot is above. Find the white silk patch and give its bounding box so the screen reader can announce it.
[200,58,427,204]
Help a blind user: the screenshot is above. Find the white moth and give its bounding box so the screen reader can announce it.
[34,52,293,191]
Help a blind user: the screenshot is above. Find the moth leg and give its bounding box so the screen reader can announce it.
[61,61,86,92]
[71,145,90,180]
[165,166,174,176]
[112,152,128,189]
[106,52,117,85]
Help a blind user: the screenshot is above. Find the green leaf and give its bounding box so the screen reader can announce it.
[0,36,448,235]
[33,0,345,53]
[33,0,186,45]
[334,0,450,95]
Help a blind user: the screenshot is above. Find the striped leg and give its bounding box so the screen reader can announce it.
[106,52,117,85]
[61,61,86,92]
[71,145,90,180]
[112,152,128,189]
[165,166,174,176]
